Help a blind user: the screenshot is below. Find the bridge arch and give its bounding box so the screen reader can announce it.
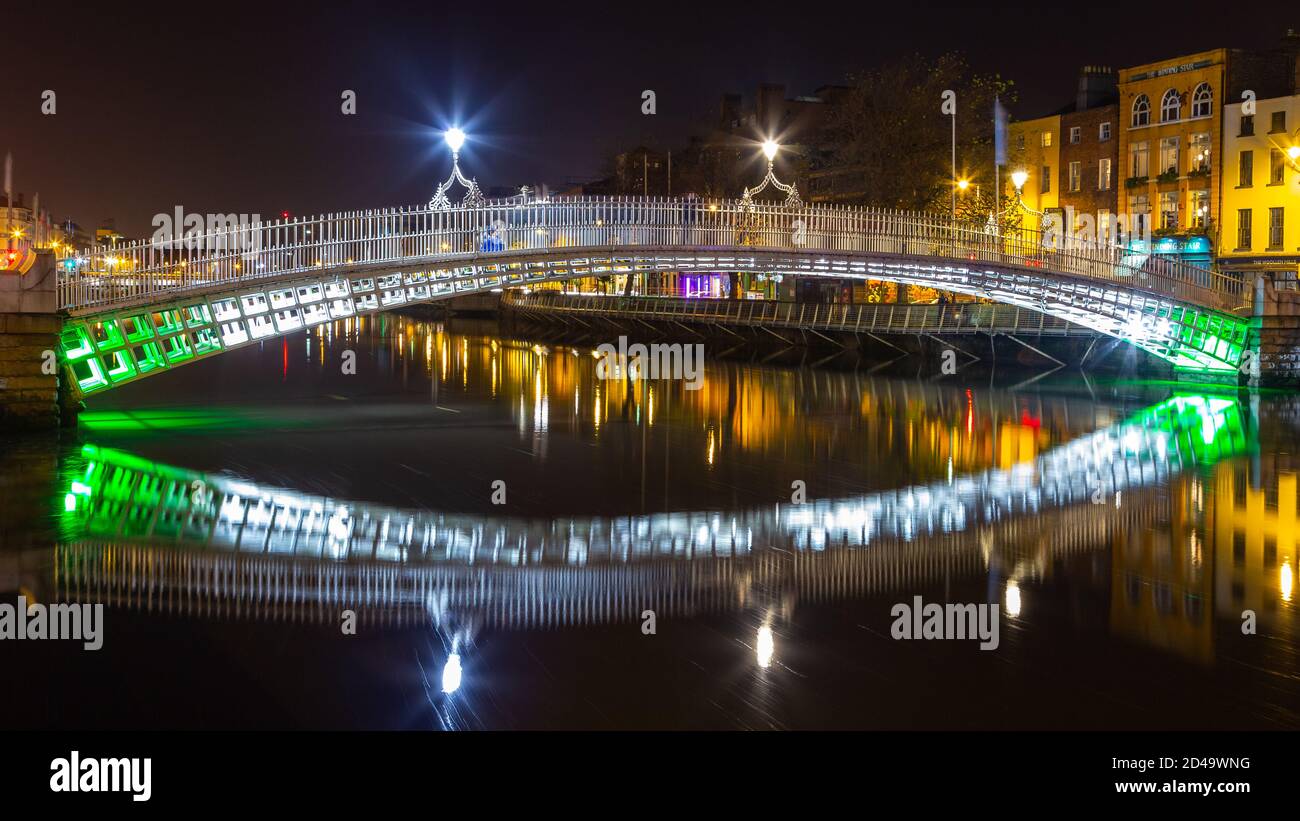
[56,198,1250,396]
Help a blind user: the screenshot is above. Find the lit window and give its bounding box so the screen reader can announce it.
[1069,126,1081,144]
[1189,133,1211,172]
[1190,190,1209,228]
[1159,137,1179,175]
[1129,195,1150,236]
[1129,141,1150,178]
[1159,192,1179,230]
[1099,122,1112,141]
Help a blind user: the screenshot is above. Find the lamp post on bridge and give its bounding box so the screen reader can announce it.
[740,139,802,210]
[735,139,802,301]
[1008,169,1052,254]
[429,127,485,210]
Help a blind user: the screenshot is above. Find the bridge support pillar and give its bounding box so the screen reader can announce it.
[1248,276,1300,387]
[0,251,67,432]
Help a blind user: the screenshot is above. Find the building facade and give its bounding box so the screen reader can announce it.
[1117,49,1226,248]
[0,194,35,244]
[1117,42,1298,265]
[1059,103,1120,242]
[1058,67,1121,244]
[1220,93,1300,287]
[1006,113,1061,233]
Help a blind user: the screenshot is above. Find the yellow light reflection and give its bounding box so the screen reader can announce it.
[756,623,775,669]
[1005,580,1022,618]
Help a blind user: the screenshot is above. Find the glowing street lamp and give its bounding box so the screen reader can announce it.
[741,137,801,209]
[956,178,970,191]
[444,127,466,156]
[429,126,484,210]
[1007,169,1044,228]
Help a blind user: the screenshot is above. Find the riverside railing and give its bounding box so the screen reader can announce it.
[57,197,1246,314]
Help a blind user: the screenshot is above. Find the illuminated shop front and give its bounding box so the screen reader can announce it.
[1126,234,1214,269]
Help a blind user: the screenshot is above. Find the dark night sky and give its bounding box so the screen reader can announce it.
[3,2,1294,238]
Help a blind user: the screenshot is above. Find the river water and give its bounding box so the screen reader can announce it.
[1,313,1296,729]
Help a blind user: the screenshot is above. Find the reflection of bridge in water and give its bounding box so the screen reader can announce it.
[54,395,1246,628]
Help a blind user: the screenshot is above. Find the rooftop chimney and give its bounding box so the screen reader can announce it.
[1076,65,1117,111]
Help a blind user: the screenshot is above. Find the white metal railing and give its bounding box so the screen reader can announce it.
[57,197,1247,314]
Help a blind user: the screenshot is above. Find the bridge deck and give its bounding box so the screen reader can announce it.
[506,292,1102,339]
[52,198,1253,395]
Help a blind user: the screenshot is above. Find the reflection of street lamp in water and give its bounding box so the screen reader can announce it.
[442,653,463,694]
[756,622,775,669]
[1005,580,1023,618]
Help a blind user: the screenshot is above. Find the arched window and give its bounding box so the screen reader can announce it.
[1160,89,1181,122]
[1132,94,1151,127]
[1191,83,1212,118]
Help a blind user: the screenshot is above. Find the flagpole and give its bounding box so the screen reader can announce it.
[995,163,1000,234]
[993,96,1002,235]
[4,152,11,253]
[950,111,957,220]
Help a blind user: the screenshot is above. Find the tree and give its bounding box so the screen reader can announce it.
[954,186,1024,236]
[820,53,1016,212]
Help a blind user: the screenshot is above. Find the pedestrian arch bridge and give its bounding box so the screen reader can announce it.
[56,198,1251,397]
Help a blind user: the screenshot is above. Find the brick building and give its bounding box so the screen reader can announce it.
[1057,67,1120,243]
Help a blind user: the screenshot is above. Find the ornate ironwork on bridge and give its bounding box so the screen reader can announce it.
[427,128,485,211]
